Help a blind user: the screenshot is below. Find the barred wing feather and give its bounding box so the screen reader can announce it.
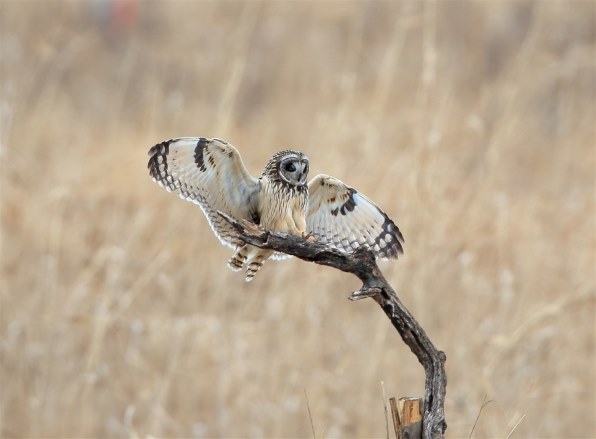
[306,174,404,259]
[147,137,260,249]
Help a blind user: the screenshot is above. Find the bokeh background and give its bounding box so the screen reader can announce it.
[1,1,594,438]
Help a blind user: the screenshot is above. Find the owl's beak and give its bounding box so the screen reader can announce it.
[300,160,309,184]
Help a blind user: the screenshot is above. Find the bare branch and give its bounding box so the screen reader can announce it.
[218,212,447,438]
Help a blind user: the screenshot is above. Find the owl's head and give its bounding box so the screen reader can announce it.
[263,150,309,187]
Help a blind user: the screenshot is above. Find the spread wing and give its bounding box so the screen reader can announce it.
[148,137,260,249]
[306,174,404,259]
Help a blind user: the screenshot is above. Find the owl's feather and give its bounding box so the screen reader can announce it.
[147,137,260,249]
[307,174,404,259]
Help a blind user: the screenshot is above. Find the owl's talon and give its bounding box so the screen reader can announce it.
[302,232,316,242]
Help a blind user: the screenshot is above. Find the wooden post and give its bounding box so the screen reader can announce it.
[391,397,423,439]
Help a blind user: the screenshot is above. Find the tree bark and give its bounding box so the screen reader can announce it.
[219,213,447,438]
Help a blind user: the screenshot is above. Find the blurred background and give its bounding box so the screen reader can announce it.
[1,1,594,438]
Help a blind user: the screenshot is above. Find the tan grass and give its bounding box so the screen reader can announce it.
[1,1,595,437]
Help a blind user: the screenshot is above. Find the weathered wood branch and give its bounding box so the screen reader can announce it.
[218,213,447,438]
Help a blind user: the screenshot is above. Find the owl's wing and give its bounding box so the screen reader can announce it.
[148,137,260,249]
[306,174,404,259]
[270,251,293,261]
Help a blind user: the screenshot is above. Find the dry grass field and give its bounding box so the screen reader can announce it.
[1,1,595,438]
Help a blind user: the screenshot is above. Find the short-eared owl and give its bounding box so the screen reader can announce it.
[148,137,404,281]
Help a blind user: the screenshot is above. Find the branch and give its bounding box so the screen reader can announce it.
[218,212,447,438]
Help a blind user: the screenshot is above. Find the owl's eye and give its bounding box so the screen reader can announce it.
[285,163,296,172]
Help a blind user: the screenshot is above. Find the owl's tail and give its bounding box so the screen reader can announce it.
[245,253,267,282]
[228,246,248,272]
[228,246,272,281]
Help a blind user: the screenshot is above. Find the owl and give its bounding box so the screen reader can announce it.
[148,137,404,281]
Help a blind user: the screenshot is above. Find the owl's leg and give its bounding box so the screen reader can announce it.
[228,245,249,272]
[245,249,273,282]
[289,206,308,236]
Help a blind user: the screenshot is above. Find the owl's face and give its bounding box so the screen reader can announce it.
[279,153,309,186]
[263,150,309,187]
